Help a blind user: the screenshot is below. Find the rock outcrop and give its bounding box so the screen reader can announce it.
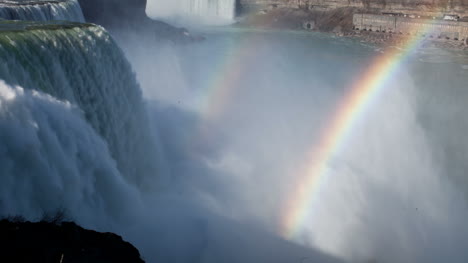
[239,0,468,17]
[78,0,147,27]
[77,0,191,41]
[0,219,145,263]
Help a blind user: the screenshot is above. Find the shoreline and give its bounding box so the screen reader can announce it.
[346,30,468,51]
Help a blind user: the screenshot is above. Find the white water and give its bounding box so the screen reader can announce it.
[0,23,162,188]
[0,21,340,263]
[147,0,235,25]
[0,0,84,22]
[0,81,142,228]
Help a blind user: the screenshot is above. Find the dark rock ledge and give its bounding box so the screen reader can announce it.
[0,218,145,263]
[77,0,201,43]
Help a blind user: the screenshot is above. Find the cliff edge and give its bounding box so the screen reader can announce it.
[77,0,191,41]
[0,219,145,263]
[78,0,147,26]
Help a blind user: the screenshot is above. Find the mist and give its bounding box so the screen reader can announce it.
[114,25,468,263]
[1,2,467,262]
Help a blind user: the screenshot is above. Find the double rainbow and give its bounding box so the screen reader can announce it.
[195,23,441,240]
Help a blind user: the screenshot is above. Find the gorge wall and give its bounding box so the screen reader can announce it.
[354,13,468,41]
[239,0,468,17]
[77,0,189,41]
[78,0,147,26]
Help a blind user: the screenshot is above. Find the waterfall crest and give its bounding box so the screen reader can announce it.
[0,0,84,22]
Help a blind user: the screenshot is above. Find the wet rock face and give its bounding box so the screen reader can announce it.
[0,219,145,263]
[77,0,147,25]
[76,0,192,42]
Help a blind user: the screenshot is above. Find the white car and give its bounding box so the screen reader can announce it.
[443,14,460,21]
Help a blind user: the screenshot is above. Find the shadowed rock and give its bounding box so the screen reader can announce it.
[0,219,145,263]
[77,0,194,42]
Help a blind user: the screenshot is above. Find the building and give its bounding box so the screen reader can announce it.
[353,14,468,41]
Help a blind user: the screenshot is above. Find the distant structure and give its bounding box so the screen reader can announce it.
[382,12,403,17]
[353,13,468,41]
[443,14,460,21]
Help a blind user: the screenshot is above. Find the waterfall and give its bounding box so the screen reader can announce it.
[0,80,141,227]
[186,0,235,19]
[0,0,84,22]
[147,0,236,24]
[0,21,161,195]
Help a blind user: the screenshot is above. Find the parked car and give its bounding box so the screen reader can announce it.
[443,14,460,21]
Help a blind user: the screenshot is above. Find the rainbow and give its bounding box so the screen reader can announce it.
[192,24,442,239]
[197,29,262,121]
[279,21,438,239]
[197,28,302,121]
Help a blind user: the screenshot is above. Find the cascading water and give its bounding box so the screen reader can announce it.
[147,0,236,24]
[0,80,142,228]
[0,21,161,191]
[185,0,235,19]
[0,0,84,22]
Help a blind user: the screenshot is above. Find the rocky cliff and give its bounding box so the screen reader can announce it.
[77,0,190,41]
[0,219,145,263]
[239,0,468,17]
[78,0,147,26]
